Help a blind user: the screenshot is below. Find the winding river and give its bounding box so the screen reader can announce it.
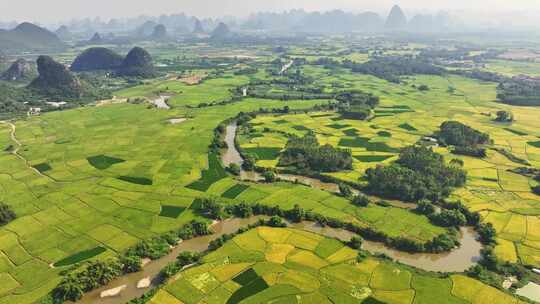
[74,122,484,304]
[76,217,264,304]
[222,122,483,273]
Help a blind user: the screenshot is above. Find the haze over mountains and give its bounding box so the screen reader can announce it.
[0,3,538,54]
[0,3,538,42]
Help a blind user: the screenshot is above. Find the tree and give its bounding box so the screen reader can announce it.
[190,220,209,236]
[426,233,458,252]
[532,185,540,196]
[366,146,466,202]
[227,163,241,176]
[349,236,363,249]
[495,110,514,122]
[230,202,253,218]
[287,204,305,223]
[0,202,16,226]
[263,170,276,183]
[477,223,497,244]
[54,275,84,301]
[418,84,430,91]
[242,155,256,171]
[279,132,352,172]
[430,209,467,227]
[480,247,499,270]
[438,121,490,147]
[352,194,370,207]
[120,255,142,273]
[339,183,353,198]
[415,200,435,215]
[177,252,200,266]
[267,216,286,227]
[196,197,225,219]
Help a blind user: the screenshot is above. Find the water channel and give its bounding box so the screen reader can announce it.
[75,122,485,304]
[222,122,482,273]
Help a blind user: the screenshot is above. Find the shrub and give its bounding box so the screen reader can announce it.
[352,194,370,207]
[429,209,467,227]
[227,163,241,176]
[494,110,514,122]
[279,131,352,172]
[532,185,540,196]
[415,200,436,215]
[438,121,490,147]
[0,202,16,226]
[349,236,363,249]
[263,170,276,183]
[339,183,353,198]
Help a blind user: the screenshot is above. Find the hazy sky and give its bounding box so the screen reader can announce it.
[2,0,540,23]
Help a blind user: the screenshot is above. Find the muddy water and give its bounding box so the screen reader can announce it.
[76,217,263,304]
[77,217,482,304]
[516,282,540,302]
[290,222,482,272]
[222,123,244,168]
[222,122,483,272]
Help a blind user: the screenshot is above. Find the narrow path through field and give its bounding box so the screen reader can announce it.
[0,120,52,179]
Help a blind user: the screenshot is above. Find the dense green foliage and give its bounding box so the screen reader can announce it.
[160,252,201,279]
[29,55,82,99]
[438,121,491,147]
[429,209,467,227]
[53,220,210,301]
[365,146,467,202]
[0,82,33,118]
[0,202,16,226]
[116,47,157,78]
[497,79,540,106]
[1,58,36,81]
[279,131,353,172]
[345,57,445,83]
[195,201,457,254]
[494,110,514,122]
[438,121,490,157]
[71,47,124,72]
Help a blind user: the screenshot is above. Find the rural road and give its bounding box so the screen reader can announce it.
[0,120,50,178]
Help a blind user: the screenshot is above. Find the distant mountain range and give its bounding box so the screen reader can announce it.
[0,22,66,53]
[0,5,456,53]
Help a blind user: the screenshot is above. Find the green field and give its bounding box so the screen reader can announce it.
[154,227,522,304]
[1,40,540,303]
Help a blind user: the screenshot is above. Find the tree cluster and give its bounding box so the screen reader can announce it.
[53,220,210,302]
[279,131,353,172]
[365,145,467,202]
[494,110,514,122]
[344,57,445,83]
[437,121,490,158]
[497,79,540,106]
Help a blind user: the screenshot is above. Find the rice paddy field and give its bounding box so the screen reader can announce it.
[151,226,524,304]
[237,64,540,268]
[1,41,540,303]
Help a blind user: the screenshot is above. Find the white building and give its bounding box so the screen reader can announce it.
[28,107,41,115]
[46,101,67,108]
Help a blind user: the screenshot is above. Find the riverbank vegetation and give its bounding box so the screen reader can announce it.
[1,37,540,304]
[365,145,466,202]
[146,225,520,304]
